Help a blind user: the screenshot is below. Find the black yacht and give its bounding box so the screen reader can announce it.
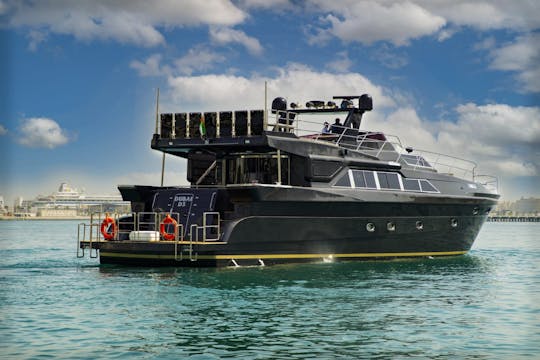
[77,93,499,266]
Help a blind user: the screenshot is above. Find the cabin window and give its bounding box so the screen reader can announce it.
[402,178,421,191]
[420,180,438,193]
[224,153,290,186]
[334,173,351,187]
[312,160,342,178]
[401,154,432,168]
[352,170,366,188]
[351,170,377,189]
[364,171,377,188]
[333,169,439,194]
[377,172,401,190]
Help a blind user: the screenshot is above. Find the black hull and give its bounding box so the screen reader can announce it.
[95,213,487,267]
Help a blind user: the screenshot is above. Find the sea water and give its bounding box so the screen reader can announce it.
[0,221,538,359]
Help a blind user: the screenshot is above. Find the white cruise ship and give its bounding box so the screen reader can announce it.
[33,183,129,215]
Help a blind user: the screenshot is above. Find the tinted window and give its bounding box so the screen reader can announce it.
[378,172,401,190]
[377,172,389,188]
[388,173,401,189]
[401,154,418,166]
[403,178,421,191]
[364,171,377,188]
[335,173,351,187]
[420,180,438,192]
[402,154,432,168]
[352,171,366,188]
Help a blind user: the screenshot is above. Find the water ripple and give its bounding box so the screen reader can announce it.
[0,221,539,359]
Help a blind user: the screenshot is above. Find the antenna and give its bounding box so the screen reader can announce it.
[264,81,268,129]
[155,88,166,187]
[155,88,160,135]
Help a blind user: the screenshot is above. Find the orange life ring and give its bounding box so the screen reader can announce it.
[160,214,178,241]
[100,216,117,240]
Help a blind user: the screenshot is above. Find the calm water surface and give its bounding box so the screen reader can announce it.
[0,221,538,359]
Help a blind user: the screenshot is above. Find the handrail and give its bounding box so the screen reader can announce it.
[402,149,477,181]
[266,111,483,181]
[474,174,499,192]
[79,211,218,243]
[158,107,483,183]
[202,211,221,242]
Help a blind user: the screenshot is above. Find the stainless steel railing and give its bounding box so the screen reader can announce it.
[268,111,483,181]
[77,211,223,243]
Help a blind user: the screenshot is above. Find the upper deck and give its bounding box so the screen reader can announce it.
[151,94,492,186]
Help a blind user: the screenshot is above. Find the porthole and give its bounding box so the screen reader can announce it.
[473,207,479,215]
[387,222,396,232]
[415,221,424,230]
[366,223,376,232]
[450,218,458,228]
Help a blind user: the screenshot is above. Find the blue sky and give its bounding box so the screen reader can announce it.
[1,0,539,204]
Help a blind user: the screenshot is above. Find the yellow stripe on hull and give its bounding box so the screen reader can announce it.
[99,250,467,260]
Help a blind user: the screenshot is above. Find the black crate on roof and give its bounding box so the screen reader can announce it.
[160,113,173,138]
[204,112,217,139]
[174,113,187,138]
[189,112,202,138]
[235,110,248,136]
[250,110,264,135]
[219,111,232,137]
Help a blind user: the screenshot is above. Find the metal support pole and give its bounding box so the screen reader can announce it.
[277,150,282,185]
[161,153,165,186]
[155,88,160,135]
[264,81,268,130]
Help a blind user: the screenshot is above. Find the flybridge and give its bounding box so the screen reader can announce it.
[154,93,373,141]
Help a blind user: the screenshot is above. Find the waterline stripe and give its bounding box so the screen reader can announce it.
[99,250,467,260]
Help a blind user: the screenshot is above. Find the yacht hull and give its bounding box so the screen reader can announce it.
[93,212,489,267]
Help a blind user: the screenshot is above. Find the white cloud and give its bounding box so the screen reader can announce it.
[17,117,71,149]
[167,63,393,112]
[0,124,7,135]
[370,44,409,69]
[209,26,263,55]
[130,54,170,77]
[5,0,246,47]
[437,27,457,42]
[308,1,446,46]
[26,30,47,51]
[165,64,540,186]
[305,1,540,47]
[174,46,226,75]
[130,47,226,78]
[473,36,496,51]
[325,51,353,73]
[419,1,540,31]
[425,2,507,31]
[237,0,292,10]
[369,103,540,180]
[489,33,540,93]
[452,103,540,147]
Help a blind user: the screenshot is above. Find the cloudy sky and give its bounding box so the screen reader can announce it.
[1,0,539,204]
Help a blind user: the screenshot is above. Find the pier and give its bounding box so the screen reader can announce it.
[488,216,540,222]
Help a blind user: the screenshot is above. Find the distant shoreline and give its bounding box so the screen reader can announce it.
[0,216,89,221]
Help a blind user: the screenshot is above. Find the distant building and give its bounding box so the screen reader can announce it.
[30,183,130,217]
[513,197,540,215]
[0,196,6,214]
[492,197,540,216]
[37,208,78,217]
